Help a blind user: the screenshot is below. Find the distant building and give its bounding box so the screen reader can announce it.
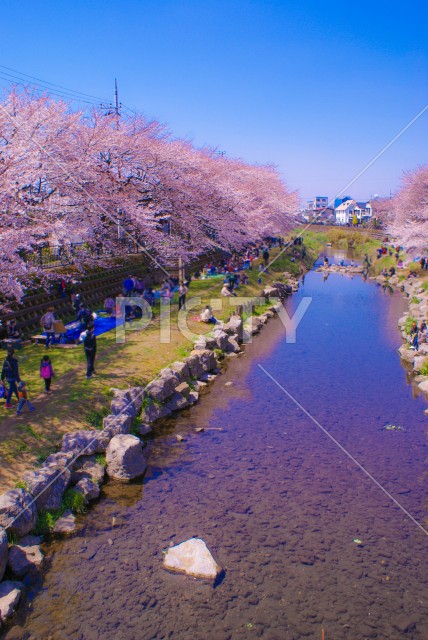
[307,196,329,212]
[335,199,372,224]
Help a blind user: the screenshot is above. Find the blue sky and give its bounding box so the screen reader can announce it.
[1,0,427,203]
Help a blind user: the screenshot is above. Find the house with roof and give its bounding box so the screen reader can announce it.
[335,199,356,224]
[335,199,372,224]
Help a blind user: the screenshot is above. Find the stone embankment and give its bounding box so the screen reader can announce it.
[374,274,428,406]
[0,275,298,626]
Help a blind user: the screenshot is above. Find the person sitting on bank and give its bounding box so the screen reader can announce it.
[200,305,217,324]
[6,319,22,341]
[104,297,115,316]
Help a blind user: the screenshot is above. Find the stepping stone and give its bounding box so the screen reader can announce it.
[163,538,221,580]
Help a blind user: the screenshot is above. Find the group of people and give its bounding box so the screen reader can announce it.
[409,321,428,351]
[0,348,54,415]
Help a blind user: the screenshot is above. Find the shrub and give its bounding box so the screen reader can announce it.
[62,489,86,515]
[405,316,417,335]
[420,361,428,376]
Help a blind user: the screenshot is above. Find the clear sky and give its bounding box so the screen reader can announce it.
[1,0,427,203]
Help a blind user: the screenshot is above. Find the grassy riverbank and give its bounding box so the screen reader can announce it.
[299,228,380,257]
[0,244,316,491]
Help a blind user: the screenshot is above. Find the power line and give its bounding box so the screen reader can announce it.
[0,64,109,103]
[0,71,103,106]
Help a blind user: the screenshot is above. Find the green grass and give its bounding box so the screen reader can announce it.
[410,297,421,305]
[33,488,86,535]
[420,361,428,376]
[94,453,106,467]
[85,406,110,430]
[62,488,86,514]
[14,480,28,490]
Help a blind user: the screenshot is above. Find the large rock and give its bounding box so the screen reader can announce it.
[61,430,110,456]
[106,435,147,482]
[141,399,172,424]
[7,542,44,577]
[193,336,208,350]
[419,343,428,355]
[170,361,192,384]
[110,394,137,417]
[74,478,100,504]
[52,510,77,536]
[244,316,263,335]
[418,380,428,394]
[225,336,241,354]
[145,372,178,402]
[43,452,74,468]
[0,490,37,538]
[163,538,222,580]
[103,414,133,437]
[212,329,229,350]
[222,315,243,337]
[196,349,217,372]
[127,387,145,414]
[70,456,105,485]
[164,392,189,413]
[398,344,415,364]
[0,529,7,582]
[185,353,205,379]
[413,355,428,372]
[188,390,199,404]
[0,581,23,623]
[175,382,191,398]
[22,466,71,512]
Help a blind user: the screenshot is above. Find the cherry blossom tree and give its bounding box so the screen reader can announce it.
[388,166,428,253]
[0,89,298,307]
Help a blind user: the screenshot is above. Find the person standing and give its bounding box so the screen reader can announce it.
[40,307,56,348]
[40,355,55,393]
[16,382,35,416]
[178,282,188,310]
[1,348,21,408]
[83,328,97,379]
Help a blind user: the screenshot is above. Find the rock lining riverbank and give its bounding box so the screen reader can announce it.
[0,277,297,628]
[372,273,428,406]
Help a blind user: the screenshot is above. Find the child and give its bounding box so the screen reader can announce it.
[16,381,35,416]
[40,355,55,393]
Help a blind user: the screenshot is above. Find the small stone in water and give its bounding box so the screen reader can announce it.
[176,434,184,442]
[195,427,204,433]
[224,381,233,386]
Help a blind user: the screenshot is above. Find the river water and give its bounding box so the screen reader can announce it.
[5,252,428,640]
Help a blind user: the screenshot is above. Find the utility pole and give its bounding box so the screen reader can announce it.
[100,79,122,119]
[114,78,121,116]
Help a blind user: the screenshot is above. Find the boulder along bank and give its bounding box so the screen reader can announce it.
[0,271,303,630]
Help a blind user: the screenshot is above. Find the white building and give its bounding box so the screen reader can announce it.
[335,199,373,224]
[335,199,356,224]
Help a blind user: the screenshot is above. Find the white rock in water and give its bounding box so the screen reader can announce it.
[163,538,221,579]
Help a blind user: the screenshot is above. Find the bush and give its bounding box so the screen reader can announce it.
[62,488,86,515]
[420,361,428,376]
[405,316,417,335]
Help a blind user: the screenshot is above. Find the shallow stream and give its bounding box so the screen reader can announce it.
[5,252,428,640]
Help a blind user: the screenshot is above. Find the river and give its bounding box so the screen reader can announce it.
[5,251,428,640]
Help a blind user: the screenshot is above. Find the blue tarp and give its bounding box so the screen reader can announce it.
[43,312,124,343]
